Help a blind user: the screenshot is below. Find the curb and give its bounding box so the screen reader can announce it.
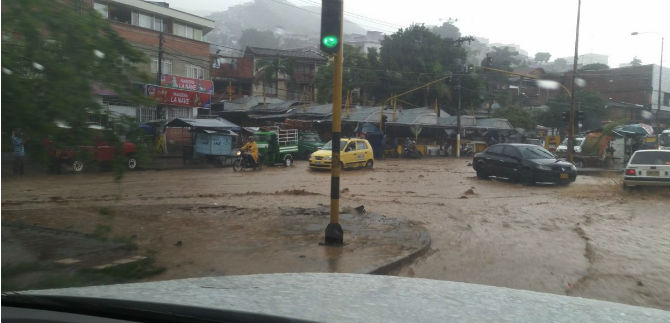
[577,168,622,175]
[358,229,432,275]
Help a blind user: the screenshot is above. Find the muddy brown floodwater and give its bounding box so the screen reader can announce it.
[2,158,669,310]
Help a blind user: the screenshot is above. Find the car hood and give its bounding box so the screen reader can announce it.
[15,273,669,323]
[311,149,334,157]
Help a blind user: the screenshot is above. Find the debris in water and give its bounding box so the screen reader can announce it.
[174,240,182,247]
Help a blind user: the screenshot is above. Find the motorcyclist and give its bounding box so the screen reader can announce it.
[240,137,259,166]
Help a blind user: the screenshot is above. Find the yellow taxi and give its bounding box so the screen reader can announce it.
[309,138,374,170]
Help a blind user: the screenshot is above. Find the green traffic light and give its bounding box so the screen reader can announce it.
[322,36,338,48]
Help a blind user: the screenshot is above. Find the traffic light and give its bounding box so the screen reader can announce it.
[320,0,343,55]
[561,111,569,122]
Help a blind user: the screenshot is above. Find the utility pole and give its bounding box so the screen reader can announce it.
[568,0,581,163]
[157,31,164,84]
[457,76,462,158]
[228,80,232,103]
[657,37,664,129]
[157,31,164,120]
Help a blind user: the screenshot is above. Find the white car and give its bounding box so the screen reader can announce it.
[623,149,670,188]
[557,137,585,154]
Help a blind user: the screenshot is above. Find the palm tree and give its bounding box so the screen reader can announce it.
[255,57,295,99]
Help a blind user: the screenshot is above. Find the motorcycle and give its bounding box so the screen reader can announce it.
[460,144,474,157]
[232,150,262,172]
[403,139,422,159]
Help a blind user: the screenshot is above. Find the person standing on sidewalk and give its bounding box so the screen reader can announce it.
[11,129,25,175]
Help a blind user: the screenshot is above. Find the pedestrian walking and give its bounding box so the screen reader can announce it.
[11,129,25,175]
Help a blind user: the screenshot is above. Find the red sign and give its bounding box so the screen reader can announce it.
[160,74,214,94]
[146,85,211,108]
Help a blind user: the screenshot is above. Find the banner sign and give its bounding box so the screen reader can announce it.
[160,74,214,94]
[145,84,211,108]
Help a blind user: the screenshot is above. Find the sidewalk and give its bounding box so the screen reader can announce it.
[577,167,623,175]
[2,204,431,291]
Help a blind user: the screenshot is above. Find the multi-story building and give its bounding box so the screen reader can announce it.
[565,64,670,126]
[344,31,383,55]
[211,46,327,102]
[91,0,215,122]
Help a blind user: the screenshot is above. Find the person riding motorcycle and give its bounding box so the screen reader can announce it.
[240,137,259,166]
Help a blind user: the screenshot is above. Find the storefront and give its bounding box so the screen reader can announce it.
[143,74,214,122]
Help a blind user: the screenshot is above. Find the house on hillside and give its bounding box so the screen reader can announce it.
[212,46,327,102]
[344,31,383,55]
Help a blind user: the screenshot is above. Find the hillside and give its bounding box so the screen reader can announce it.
[206,0,367,51]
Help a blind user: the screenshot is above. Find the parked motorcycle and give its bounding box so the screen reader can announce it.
[232,150,262,172]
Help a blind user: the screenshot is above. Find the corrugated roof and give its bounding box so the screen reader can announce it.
[165,118,240,130]
[249,101,302,114]
[476,118,513,129]
[222,96,285,112]
[245,47,328,62]
[235,102,513,131]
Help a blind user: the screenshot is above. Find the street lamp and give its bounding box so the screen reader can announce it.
[631,31,664,129]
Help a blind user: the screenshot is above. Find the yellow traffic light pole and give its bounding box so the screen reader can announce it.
[324,0,344,245]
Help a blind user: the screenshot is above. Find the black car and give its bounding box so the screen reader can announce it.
[473,143,577,185]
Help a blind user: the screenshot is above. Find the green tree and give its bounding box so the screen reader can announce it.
[255,57,295,97]
[534,52,551,63]
[630,57,643,66]
[493,106,536,129]
[238,28,279,50]
[378,24,475,107]
[535,90,607,130]
[315,44,378,103]
[482,46,521,92]
[316,25,481,109]
[430,19,461,40]
[486,46,521,71]
[2,0,150,167]
[580,63,609,71]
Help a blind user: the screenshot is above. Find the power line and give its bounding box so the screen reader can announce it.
[272,0,398,33]
[290,0,403,31]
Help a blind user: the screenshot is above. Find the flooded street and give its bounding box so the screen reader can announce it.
[2,158,669,309]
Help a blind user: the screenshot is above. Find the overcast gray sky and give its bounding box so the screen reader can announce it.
[167,0,669,67]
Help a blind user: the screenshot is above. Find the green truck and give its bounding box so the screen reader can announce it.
[298,131,324,159]
[255,129,300,167]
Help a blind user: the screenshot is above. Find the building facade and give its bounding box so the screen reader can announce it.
[91,0,215,122]
[212,46,327,102]
[344,31,383,55]
[566,64,670,126]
